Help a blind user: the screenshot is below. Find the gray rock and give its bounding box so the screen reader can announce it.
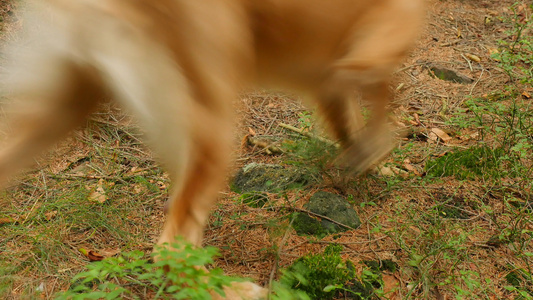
[232,163,309,193]
[293,191,361,236]
[428,64,474,84]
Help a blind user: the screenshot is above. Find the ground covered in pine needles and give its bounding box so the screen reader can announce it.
[1,0,533,299]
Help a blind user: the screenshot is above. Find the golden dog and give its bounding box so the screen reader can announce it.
[2,0,423,298]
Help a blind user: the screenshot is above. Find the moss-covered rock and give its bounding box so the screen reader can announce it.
[231,163,310,193]
[239,192,269,208]
[293,191,361,236]
[363,259,398,273]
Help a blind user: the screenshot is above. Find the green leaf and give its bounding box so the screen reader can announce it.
[323,284,340,292]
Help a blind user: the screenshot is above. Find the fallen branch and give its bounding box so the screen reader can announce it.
[272,205,357,231]
[244,135,284,155]
[278,123,339,148]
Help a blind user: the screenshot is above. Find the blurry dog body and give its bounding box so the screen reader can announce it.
[1,1,423,296]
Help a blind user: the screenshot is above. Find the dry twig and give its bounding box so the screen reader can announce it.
[278,123,339,148]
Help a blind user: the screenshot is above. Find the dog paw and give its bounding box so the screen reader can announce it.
[341,129,394,174]
[212,281,268,300]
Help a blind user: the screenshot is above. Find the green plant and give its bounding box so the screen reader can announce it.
[56,240,311,299]
[491,3,533,85]
[280,110,340,181]
[269,280,311,300]
[505,267,533,299]
[56,242,240,299]
[282,134,337,181]
[284,244,371,299]
[438,90,533,183]
[297,112,314,130]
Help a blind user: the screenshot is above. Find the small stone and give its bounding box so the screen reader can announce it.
[293,191,361,236]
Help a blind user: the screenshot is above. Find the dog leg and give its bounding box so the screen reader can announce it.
[146,90,267,300]
[316,1,422,173]
[157,128,233,247]
[316,91,365,146]
[0,58,105,185]
[317,82,392,173]
[343,81,394,173]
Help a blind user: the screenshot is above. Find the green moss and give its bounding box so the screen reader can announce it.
[292,192,361,237]
[282,135,337,179]
[505,268,533,297]
[425,145,505,180]
[239,192,269,208]
[291,213,330,237]
[232,163,310,194]
[437,205,470,219]
[363,259,398,273]
[284,244,372,299]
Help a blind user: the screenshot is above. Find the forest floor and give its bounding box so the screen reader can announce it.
[1,0,533,299]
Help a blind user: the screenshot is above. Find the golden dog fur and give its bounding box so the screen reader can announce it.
[1,0,423,298]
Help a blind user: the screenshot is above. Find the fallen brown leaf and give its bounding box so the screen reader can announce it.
[428,131,438,142]
[430,128,452,143]
[100,248,121,257]
[88,179,107,204]
[488,47,499,60]
[382,274,400,298]
[374,166,395,176]
[404,163,422,176]
[374,165,408,177]
[0,217,16,225]
[44,211,58,221]
[413,113,421,126]
[79,248,105,261]
[436,151,448,157]
[133,184,143,194]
